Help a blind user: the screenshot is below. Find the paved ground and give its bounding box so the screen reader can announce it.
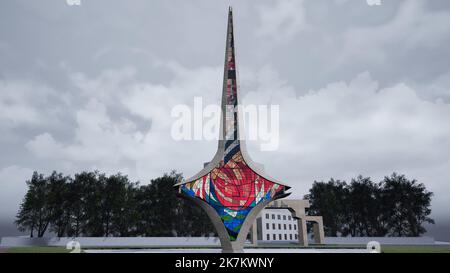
[84,248,371,253]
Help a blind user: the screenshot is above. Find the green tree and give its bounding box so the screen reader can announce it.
[346,176,381,236]
[16,172,51,237]
[379,173,434,236]
[47,171,72,237]
[177,198,216,237]
[65,173,87,237]
[135,171,215,237]
[15,170,217,238]
[305,179,349,236]
[78,171,104,236]
[103,173,138,236]
[305,173,434,237]
[138,172,182,236]
[15,172,42,237]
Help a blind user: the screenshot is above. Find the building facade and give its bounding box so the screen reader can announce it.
[257,209,299,242]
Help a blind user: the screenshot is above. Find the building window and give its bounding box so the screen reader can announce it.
[272,223,275,229]
[272,214,275,219]
[295,234,298,239]
[294,225,297,230]
[273,234,276,240]
[288,216,291,220]
[266,223,270,230]
[266,214,269,219]
[284,234,287,240]
[267,234,270,240]
[283,215,286,220]
[277,215,281,220]
[278,224,281,229]
[279,234,282,240]
[289,224,292,230]
[284,224,287,230]
[290,234,293,240]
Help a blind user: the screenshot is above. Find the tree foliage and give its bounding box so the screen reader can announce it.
[15,170,215,237]
[305,173,434,237]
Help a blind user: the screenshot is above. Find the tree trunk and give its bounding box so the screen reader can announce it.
[39,221,50,237]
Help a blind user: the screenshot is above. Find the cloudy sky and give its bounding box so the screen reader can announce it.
[1,0,450,239]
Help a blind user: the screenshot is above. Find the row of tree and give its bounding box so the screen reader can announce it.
[305,173,434,237]
[15,171,215,238]
[16,170,433,238]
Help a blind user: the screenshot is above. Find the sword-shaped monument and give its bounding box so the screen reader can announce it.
[175,7,291,253]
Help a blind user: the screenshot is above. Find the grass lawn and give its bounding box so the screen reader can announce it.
[381,245,450,253]
[5,247,77,253]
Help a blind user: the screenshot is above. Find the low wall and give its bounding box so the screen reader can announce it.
[1,236,436,247]
[0,237,221,248]
[324,236,435,245]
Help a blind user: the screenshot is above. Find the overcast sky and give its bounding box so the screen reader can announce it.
[1,0,450,239]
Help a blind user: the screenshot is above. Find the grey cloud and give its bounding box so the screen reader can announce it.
[0,0,449,240]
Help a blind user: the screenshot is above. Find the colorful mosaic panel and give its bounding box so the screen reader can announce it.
[181,151,285,241]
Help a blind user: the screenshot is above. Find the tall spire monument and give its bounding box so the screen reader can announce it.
[175,7,291,253]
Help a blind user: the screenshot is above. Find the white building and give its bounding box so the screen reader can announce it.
[256,209,298,242]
